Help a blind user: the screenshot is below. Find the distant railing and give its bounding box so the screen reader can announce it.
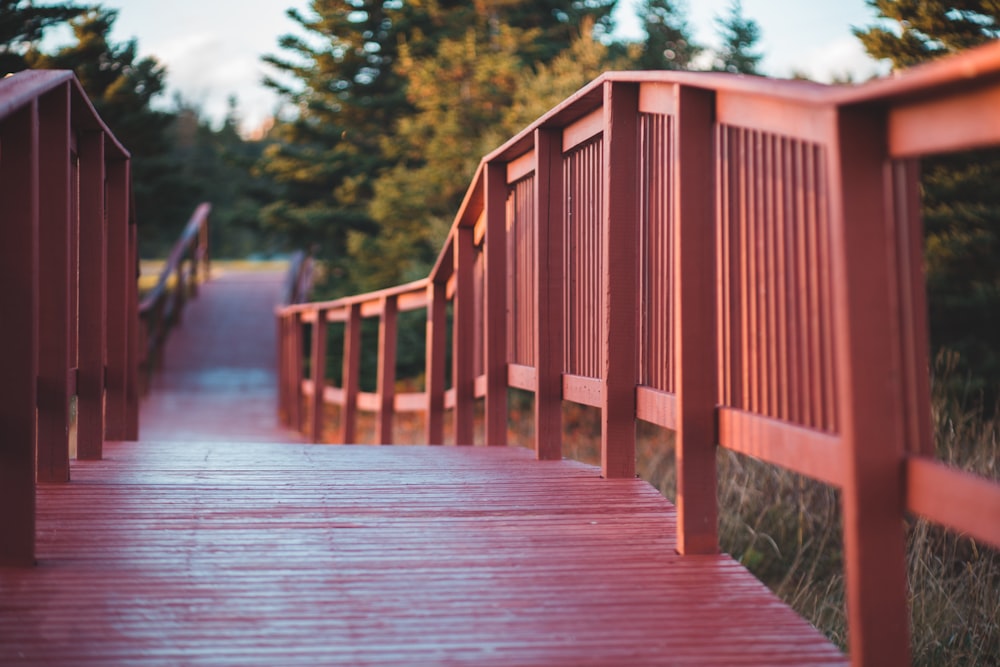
[0,71,139,565]
[137,203,211,392]
[278,44,1000,666]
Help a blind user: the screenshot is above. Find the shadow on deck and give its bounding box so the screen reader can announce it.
[1,269,845,665]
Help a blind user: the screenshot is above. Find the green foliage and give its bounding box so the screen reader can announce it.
[712,0,762,74]
[0,0,87,74]
[630,0,700,70]
[856,1,1000,407]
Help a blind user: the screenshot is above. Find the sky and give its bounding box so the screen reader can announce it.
[80,0,887,135]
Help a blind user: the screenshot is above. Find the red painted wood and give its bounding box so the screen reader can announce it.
[533,128,563,461]
[104,157,131,441]
[453,226,476,445]
[425,281,446,444]
[76,130,107,461]
[36,83,72,482]
[0,100,40,566]
[673,85,718,554]
[484,161,508,446]
[376,296,398,444]
[340,303,362,444]
[309,309,327,443]
[828,106,911,667]
[600,82,639,479]
[125,210,140,440]
[0,440,847,666]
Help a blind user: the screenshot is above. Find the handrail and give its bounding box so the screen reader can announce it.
[136,202,211,391]
[277,42,1000,667]
[280,248,316,307]
[1,70,139,565]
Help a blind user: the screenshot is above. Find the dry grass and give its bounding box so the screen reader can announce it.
[303,361,998,665]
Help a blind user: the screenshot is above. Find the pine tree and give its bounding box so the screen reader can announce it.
[632,0,700,70]
[28,9,182,255]
[855,1,1000,404]
[0,0,87,74]
[712,0,762,74]
[261,0,621,294]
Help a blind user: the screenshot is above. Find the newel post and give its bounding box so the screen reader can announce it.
[533,128,564,460]
[426,280,447,445]
[376,295,398,444]
[828,105,911,667]
[453,226,476,444]
[601,81,640,478]
[309,308,328,443]
[0,99,40,566]
[36,83,72,481]
[673,85,719,554]
[484,161,508,446]
[76,130,107,461]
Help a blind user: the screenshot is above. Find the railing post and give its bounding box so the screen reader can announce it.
[104,156,131,441]
[277,313,288,425]
[36,83,72,482]
[453,226,476,444]
[289,312,304,432]
[828,106,911,667]
[534,128,564,460]
[0,100,39,566]
[484,161,508,446]
[125,214,140,440]
[426,280,447,444]
[309,309,328,443]
[674,85,719,554]
[341,303,362,444]
[76,130,106,461]
[600,81,640,478]
[376,295,398,444]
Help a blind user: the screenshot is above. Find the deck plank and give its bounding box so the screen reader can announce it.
[2,441,846,666]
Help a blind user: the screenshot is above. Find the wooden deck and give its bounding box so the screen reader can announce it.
[0,269,845,665]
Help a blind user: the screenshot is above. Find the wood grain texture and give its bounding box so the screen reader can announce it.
[1,441,846,666]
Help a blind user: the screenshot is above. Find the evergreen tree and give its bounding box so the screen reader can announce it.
[0,0,87,74]
[261,0,620,295]
[28,8,180,255]
[856,1,1000,404]
[712,0,762,74]
[632,0,700,70]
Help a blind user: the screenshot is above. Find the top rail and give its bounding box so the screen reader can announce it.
[136,203,211,391]
[277,41,1000,667]
[1,71,139,565]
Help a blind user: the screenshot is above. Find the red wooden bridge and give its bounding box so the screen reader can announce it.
[3,45,1000,666]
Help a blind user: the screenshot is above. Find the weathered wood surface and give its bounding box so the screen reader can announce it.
[3,441,845,666]
[139,268,304,443]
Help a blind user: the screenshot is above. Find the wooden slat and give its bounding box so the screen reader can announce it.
[357,392,380,413]
[484,161,508,446]
[563,107,603,152]
[453,227,476,444]
[376,296,398,444]
[323,385,345,406]
[3,441,846,666]
[717,408,844,487]
[563,374,602,408]
[341,304,362,444]
[635,386,677,431]
[906,457,1000,550]
[507,363,536,392]
[425,281,447,444]
[104,156,131,442]
[309,310,327,443]
[506,150,534,183]
[889,83,1000,157]
[394,391,427,413]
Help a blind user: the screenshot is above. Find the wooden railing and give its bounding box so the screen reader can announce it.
[0,70,139,565]
[137,202,211,391]
[277,43,1000,666]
